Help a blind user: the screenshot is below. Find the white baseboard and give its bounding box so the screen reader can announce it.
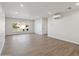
[5,33,35,36]
[48,35,79,45]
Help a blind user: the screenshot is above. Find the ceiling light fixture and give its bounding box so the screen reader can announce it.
[76,3,79,6]
[20,3,24,7]
[15,12,18,14]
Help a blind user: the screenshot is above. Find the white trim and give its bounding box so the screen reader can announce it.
[48,35,79,45]
[0,35,5,55]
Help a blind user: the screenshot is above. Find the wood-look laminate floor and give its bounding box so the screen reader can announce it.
[1,34,79,56]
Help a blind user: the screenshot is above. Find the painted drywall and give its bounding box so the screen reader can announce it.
[34,18,43,35]
[0,4,5,55]
[34,17,48,35]
[48,10,79,44]
[5,17,35,35]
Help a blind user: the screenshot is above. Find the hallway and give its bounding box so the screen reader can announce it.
[1,34,79,56]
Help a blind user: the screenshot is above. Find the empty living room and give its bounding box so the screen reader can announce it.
[0,2,79,56]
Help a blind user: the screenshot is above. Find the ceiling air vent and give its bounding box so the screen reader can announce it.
[52,13,62,19]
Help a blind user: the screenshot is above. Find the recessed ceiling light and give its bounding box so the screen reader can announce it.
[76,3,79,6]
[20,3,24,7]
[15,12,18,14]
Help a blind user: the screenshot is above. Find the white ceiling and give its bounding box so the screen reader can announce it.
[3,2,79,20]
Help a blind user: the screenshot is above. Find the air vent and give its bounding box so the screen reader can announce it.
[53,13,62,19]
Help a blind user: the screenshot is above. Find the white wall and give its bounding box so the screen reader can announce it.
[35,17,48,35]
[48,10,79,44]
[35,18,43,35]
[5,17,34,35]
[0,4,5,55]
